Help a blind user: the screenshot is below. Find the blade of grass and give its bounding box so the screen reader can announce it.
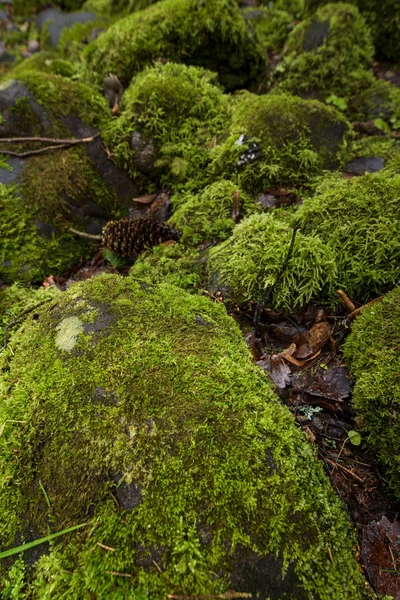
[39,480,51,509]
[0,522,90,559]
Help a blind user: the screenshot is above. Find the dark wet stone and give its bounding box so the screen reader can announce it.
[36,8,96,47]
[113,480,143,511]
[0,79,52,137]
[343,155,385,175]
[0,157,26,184]
[303,19,330,51]
[308,115,348,169]
[130,130,157,175]
[230,551,311,600]
[0,50,15,63]
[34,219,58,239]
[195,315,214,328]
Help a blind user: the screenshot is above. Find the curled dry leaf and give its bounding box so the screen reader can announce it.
[294,321,331,359]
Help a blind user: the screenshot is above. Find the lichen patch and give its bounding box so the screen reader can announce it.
[55,316,84,351]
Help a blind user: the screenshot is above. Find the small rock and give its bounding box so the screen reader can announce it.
[343,155,385,175]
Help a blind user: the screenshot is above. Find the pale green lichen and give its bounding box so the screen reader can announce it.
[82,0,267,91]
[55,316,84,351]
[344,286,400,500]
[208,90,352,194]
[0,274,366,598]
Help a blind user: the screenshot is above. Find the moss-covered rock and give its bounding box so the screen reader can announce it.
[130,243,205,291]
[0,73,138,283]
[277,3,374,100]
[104,63,231,189]
[8,51,78,79]
[296,167,400,302]
[243,6,295,54]
[209,91,351,195]
[304,0,400,61]
[0,274,367,598]
[209,212,337,308]
[82,0,267,91]
[344,287,400,500]
[168,180,258,244]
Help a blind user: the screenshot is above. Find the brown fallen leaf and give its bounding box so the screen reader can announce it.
[295,322,331,359]
[132,193,157,204]
[283,349,321,368]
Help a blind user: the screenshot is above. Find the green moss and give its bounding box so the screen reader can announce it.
[12,0,87,17]
[208,91,351,195]
[243,6,295,54]
[296,167,400,301]
[169,180,258,245]
[209,212,337,308]
[0,274,366,598]
[82,0,267,91]
[104,63,231,188]
[130,244,205,291]
[0,282,59,328]
[8,52,79,79]
[347,136,400,166]
[0,180,93,284]
[276,3,374,99]
[58,19,109,64]
[344,287,400,499]
[82,0,158,16]
[304,0,400,61]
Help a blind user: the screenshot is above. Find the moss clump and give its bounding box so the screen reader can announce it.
[105,63,231,188]
[277,3,374,100]
[296,168,400,302]
[0,161,108,284]
[347,136,400,167]
[209,212,337,308]
[243,6,295,54]
[304,0,400,61]
[7,52,78,79]
[130,244,205,291]
[168,180,258,244]
[344,287,400,499]
[58,19,109,64]
[0,274,366,598]
[209,91,351,195]
[0,71,109,133]
[82,0,267,91]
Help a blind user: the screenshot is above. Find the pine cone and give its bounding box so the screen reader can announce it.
[102,217,181,257]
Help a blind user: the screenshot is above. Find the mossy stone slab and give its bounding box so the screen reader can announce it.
[0,274,366,599]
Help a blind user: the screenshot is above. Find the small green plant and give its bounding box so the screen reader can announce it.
[326,95,348,112]
[102,248,128,269]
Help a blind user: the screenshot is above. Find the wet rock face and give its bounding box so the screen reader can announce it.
[0,275,365,599]
[0,73,140,283]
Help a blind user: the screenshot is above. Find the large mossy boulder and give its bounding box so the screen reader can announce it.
[82,0,267,91]
[276,3,374,100]
[0,274,366,598]
[0,72,138,284]
[344,287,400,500]
[104,62,231,188]
[209,91,351,195]
[296,167,400,302]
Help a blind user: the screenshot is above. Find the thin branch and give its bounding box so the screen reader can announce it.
[69,227,102,241]
[253,225,298,335]
[0,134,99,145]
[0,134,99,159]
